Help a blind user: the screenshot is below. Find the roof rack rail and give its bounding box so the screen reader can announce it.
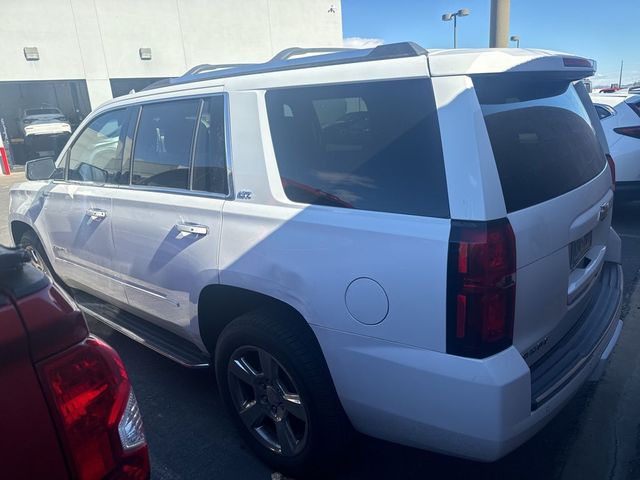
[141,78,175,91]
[143,42,428,91]
[183,63,254,76]
[270,47,355,62]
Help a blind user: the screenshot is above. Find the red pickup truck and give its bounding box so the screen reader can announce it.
[0,246,149,480]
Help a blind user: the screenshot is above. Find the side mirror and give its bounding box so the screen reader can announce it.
[25,157,56,181]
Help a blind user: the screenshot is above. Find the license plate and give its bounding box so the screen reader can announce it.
[570,231,592,270]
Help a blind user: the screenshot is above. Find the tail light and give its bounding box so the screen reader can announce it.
[38,337,149,480]
[447,219,516,359]
[613,126,640,139]
[606,153,616,189]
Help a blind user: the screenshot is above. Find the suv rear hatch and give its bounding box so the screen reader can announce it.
[471,72,620,401]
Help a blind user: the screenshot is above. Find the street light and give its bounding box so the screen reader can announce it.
[442,8,470,49]
[510,35,520,48]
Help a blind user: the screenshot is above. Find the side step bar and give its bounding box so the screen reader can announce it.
[74,290,210,369]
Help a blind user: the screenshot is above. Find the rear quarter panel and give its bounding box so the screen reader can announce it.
[219,89,451,351]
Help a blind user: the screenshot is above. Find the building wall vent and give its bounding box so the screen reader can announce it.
[23,47,39,61]
[139,48,152,61]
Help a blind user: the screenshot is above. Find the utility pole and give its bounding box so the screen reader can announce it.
[619,60,624,88]
[489,0,510,47]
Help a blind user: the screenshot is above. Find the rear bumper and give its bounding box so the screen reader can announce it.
[314,264,623,461]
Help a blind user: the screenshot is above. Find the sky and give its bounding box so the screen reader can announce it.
[340,0,640,87]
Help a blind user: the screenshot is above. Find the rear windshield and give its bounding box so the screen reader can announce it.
[474,78,606,213]
[265,79,449,218]
[25,108,61,116]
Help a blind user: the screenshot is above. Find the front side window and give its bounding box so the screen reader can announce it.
[68,109,127,183]
[265,79,449,218]
[131,99,199,189]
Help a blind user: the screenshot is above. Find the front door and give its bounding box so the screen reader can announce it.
[41,108,128,302]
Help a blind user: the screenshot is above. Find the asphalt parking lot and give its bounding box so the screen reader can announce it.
[2,172,640,480]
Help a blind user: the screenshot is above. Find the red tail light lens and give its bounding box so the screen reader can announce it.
[38,337,149,480]
[447,219,516,358]
[613,126,640,140]
[606,154,616,189]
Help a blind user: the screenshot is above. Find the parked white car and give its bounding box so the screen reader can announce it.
[590,93,640,199]
[19,107,72,138]
[9,44,623,475]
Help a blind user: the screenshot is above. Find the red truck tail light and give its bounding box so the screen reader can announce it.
[447,219,516,359]
[38,337,149,480]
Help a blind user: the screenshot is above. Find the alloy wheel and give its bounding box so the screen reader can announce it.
[227,346,309,456]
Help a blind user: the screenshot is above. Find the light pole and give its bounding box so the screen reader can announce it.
[442,8,470,49]
[510,35,520,48]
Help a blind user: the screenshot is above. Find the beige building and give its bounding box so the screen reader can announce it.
[0,0,343,161]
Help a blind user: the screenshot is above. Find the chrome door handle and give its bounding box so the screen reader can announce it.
[175,223,209,236]
[87,208,107,220]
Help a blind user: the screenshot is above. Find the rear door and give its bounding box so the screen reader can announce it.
[473,76,615,363]
[110,94,228,341]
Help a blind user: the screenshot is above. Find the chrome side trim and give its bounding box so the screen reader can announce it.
[79,304,210,369]
[120,280,180,307]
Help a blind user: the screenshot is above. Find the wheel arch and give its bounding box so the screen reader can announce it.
[198,284,318,357]
[10,219,35,246]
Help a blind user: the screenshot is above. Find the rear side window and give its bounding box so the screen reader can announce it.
[266,79,449,218]
[474,78,606,213]
[132,99,199,189]
[594,104,614,120]
[627,100,640,117]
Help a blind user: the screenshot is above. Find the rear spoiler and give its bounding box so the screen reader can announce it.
[427,49,596,81]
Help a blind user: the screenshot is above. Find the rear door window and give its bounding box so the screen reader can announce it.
[474,78,606,213]
[265,79,449,218]
[131,99,199,189]
[192,96,228,194]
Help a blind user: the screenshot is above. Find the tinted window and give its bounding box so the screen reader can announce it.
[594,105,613,120]
[266,79,449,218]
[68,109,126,183]
[192,96,228,194]
[627,100,640,118]
[474,79,606,213]
[132,99,199,189]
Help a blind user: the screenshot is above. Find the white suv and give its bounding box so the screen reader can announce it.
[9,44,624,475]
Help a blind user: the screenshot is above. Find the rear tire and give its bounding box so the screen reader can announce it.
[215,306,352,477]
